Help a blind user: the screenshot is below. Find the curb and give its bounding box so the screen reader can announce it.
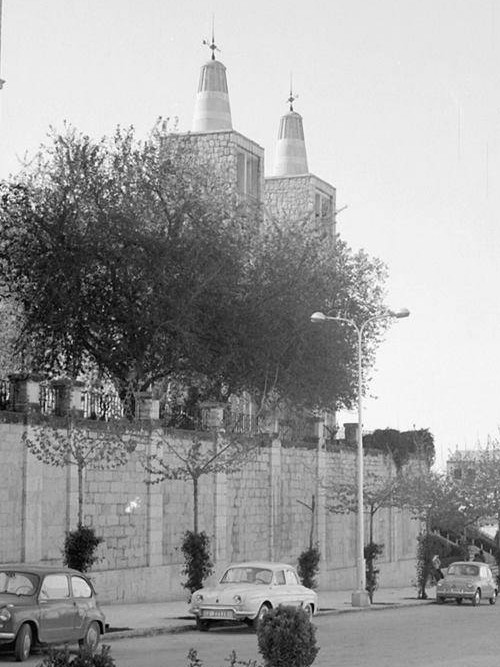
[103,599,435,642]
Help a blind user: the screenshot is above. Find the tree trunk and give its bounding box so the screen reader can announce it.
[77,463,83,527]
[309,495,316,550]
[193,477,199,534]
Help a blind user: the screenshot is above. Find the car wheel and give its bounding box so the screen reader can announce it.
[78,621,100,653]
[456,597,463,605]
[302,603,313,619]
[196,617,211,632]
[436,596,445,604]
[14,623,32,662]
[253,604,271,631]
[489,594,496,605]
[472,589,481,607]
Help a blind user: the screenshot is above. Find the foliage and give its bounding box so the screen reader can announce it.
[23,421,134,525]
[186,649,260,667]
[63,524,103,572]
[297,546,321,590]
[181,530,213,593]
[144,434,257,533]
[257,606,319,667]
[38,646,115,667]
[186,649,204,667]
[364,542,384,603]
[393,468,463,533]
[363,428,435,470]
[327,471,397,544]
[0,123,388,414]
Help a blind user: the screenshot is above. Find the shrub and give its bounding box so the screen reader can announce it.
[181,530,213,593]
[63,525,103,573]
[38,646,115,667]
[257,606,319,667]
[364,542,383,603]
[297,546,321,589]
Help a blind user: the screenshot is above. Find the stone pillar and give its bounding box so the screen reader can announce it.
[136,393,160,421]
[269,437,281,561]
[9,374,43,413]
[21,425,43,561]
[146,471,164,567]
[213,432,228,565]
[51,378,72,417]
[344,422,358,447]
[316,417,327,583]
[69,381,85,419]
[200,402,226,431]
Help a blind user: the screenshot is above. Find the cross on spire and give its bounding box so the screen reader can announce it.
[203,15,219,60]
[287,74,298,111]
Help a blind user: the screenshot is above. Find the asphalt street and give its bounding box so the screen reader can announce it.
[1,601,498,666]
[107,602,500,667]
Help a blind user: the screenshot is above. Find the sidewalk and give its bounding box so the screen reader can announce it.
[101,587,434,641]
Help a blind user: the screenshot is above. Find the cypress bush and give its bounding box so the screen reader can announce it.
[181,530,214,593]
[297,546,321,589]
[63,525,103,573]
[257,606,319,667]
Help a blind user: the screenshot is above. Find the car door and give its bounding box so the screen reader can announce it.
[71,575,94,638]
[38,574,79,643]
[271,569,291,606]
[284,568,303,606]
[481,566,494,598]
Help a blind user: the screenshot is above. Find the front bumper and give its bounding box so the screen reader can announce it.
[190,606,255,621]
[437,588,475,599]
[0,631,15,642]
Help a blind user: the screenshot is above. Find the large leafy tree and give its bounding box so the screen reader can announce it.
[0,123,389,413]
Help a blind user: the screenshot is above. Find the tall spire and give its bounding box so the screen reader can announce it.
[273,80,308,176]
[192,23,232,132]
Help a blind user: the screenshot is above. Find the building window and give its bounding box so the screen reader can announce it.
[237,150,260,199]
[315,191,333,219]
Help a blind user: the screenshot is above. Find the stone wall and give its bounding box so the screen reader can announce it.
[0,417,421,603]
[265,173,336,238]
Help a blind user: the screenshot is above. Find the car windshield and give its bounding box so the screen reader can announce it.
[220,567,273,585]
[447,564,479,577]
[0,571,39,595]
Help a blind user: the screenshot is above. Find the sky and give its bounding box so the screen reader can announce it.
[1,0,500,468]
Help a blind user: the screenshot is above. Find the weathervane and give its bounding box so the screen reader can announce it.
[202,15,220,60]
[287,73,298,111]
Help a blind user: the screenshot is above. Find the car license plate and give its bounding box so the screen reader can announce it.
[202,609,234,619]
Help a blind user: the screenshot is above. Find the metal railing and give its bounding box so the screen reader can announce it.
[82,390,124,421]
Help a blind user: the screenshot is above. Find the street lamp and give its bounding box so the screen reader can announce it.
[311,307,410,607]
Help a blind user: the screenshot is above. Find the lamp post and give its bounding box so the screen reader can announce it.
[311,307,410,607]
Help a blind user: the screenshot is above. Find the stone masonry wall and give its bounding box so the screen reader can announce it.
[0,419,420,602]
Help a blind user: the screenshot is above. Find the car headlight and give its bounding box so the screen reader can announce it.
[0,608,11,622]
[233,595,242,604]
[194,593,203,603]
[437,581,443,587]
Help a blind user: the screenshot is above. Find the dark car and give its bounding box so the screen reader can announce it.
[0,564,106,662]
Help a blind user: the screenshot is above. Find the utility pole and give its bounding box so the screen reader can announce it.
[0,0,5,89]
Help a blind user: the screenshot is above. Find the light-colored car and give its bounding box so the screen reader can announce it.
[0,565,106,661]
[436,561,498,606]
[189,561,318,631]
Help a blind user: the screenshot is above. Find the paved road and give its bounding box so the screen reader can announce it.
[1,601,498,666]
[108,602,500,667]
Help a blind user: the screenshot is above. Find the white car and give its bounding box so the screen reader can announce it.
[189,561,318,631]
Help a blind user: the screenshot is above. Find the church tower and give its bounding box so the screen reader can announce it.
[184,36,264,206]
[265,88,336,239]
[273,91,308,176]
[192,36,232,132]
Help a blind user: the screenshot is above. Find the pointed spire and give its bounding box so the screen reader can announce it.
[273,82,308,176]
[192,22,232,132]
